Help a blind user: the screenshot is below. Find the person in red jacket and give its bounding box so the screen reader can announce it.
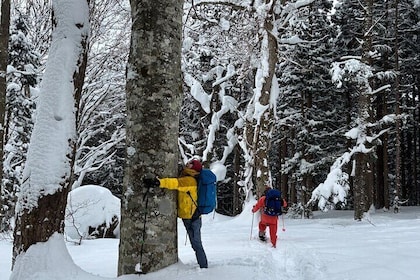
[252,187,287,248]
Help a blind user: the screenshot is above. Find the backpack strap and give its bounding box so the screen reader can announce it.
[186,190,201,217]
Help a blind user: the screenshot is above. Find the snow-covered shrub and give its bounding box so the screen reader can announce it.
[65,185,120,243]
[288,202,313,219]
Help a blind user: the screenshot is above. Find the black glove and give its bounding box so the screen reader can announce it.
[143,176,160,188]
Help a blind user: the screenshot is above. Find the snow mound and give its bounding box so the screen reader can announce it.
[10,233,104,280]
[65,185,120,240]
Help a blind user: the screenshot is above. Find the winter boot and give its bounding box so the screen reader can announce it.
[258,232,266,242]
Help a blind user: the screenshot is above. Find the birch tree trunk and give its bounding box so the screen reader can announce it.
[12,0,89,265]
[118,0,182,275]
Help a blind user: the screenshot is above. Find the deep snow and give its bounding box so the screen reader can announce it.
[1,205,420,280]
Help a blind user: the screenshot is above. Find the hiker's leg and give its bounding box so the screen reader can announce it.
[183,218,208,268]
[258,221,267,240]
[258,221,267,233]
[183,219,194,241]
[268,222,278,247]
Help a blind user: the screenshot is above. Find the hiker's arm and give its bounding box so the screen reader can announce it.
[159,176,196,193]
[158,178,179,190]
[252,197,265,213]
[173,176,196,193]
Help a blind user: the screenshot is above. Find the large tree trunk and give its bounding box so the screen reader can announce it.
[279,129,290,201]
[353,81,375,220]
[12,0,89,266]
[0,0,10,204]
[353,150,374,220]
[353,0,375,220]
[118,0,183,275]
[233,144,241,215]
[393,0,402,200]
[243,0,278,197]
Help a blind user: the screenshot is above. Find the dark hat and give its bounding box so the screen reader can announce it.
[189,159,203,172]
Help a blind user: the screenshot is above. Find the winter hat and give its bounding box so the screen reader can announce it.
[189,159,203,172]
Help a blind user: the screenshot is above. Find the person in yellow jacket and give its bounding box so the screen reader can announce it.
[145,159,208,268]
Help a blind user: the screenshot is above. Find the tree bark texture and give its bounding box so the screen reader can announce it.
[393,0,402,199]
[353,84,374,220]
[0,0,10,200]
[353,89,374,221]
[352,0,375,220]
[118,0,183,275]
[246,0,278,197]
[353,87,374,220]
[353,149,374,220]
[13,191,68,258]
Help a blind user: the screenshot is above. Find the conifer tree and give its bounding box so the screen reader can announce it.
[1,15,39,232]
[274,0,347,214]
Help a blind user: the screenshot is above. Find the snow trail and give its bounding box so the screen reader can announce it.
[2,207,420,280]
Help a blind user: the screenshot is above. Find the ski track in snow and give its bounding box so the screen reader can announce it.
[2,207,420,280]
[167,214,329,280]
[281,241,327,280]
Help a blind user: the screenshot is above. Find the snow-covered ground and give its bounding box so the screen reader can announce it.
[1,205,420,280]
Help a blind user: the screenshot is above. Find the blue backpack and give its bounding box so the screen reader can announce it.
[197,169,217,214]
[264,189,283,216]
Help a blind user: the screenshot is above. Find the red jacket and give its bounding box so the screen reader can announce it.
[252,196,287,225]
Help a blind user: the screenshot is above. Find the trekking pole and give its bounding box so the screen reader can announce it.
[281,214,286,232]
[250,213,254,240]
[185,231,188,246]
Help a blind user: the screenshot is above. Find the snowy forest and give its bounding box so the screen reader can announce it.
[0,0,419,277]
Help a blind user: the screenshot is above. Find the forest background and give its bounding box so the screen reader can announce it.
[0,0,419,275]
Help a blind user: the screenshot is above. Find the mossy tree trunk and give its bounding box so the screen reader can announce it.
[118,0,183,275]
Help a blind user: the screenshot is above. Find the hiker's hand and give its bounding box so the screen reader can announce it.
[143,175,160,188]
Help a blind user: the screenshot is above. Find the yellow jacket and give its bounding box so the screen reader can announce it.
[158,168,199,219]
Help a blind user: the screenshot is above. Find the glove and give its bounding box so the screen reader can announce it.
[143,176,160,188]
